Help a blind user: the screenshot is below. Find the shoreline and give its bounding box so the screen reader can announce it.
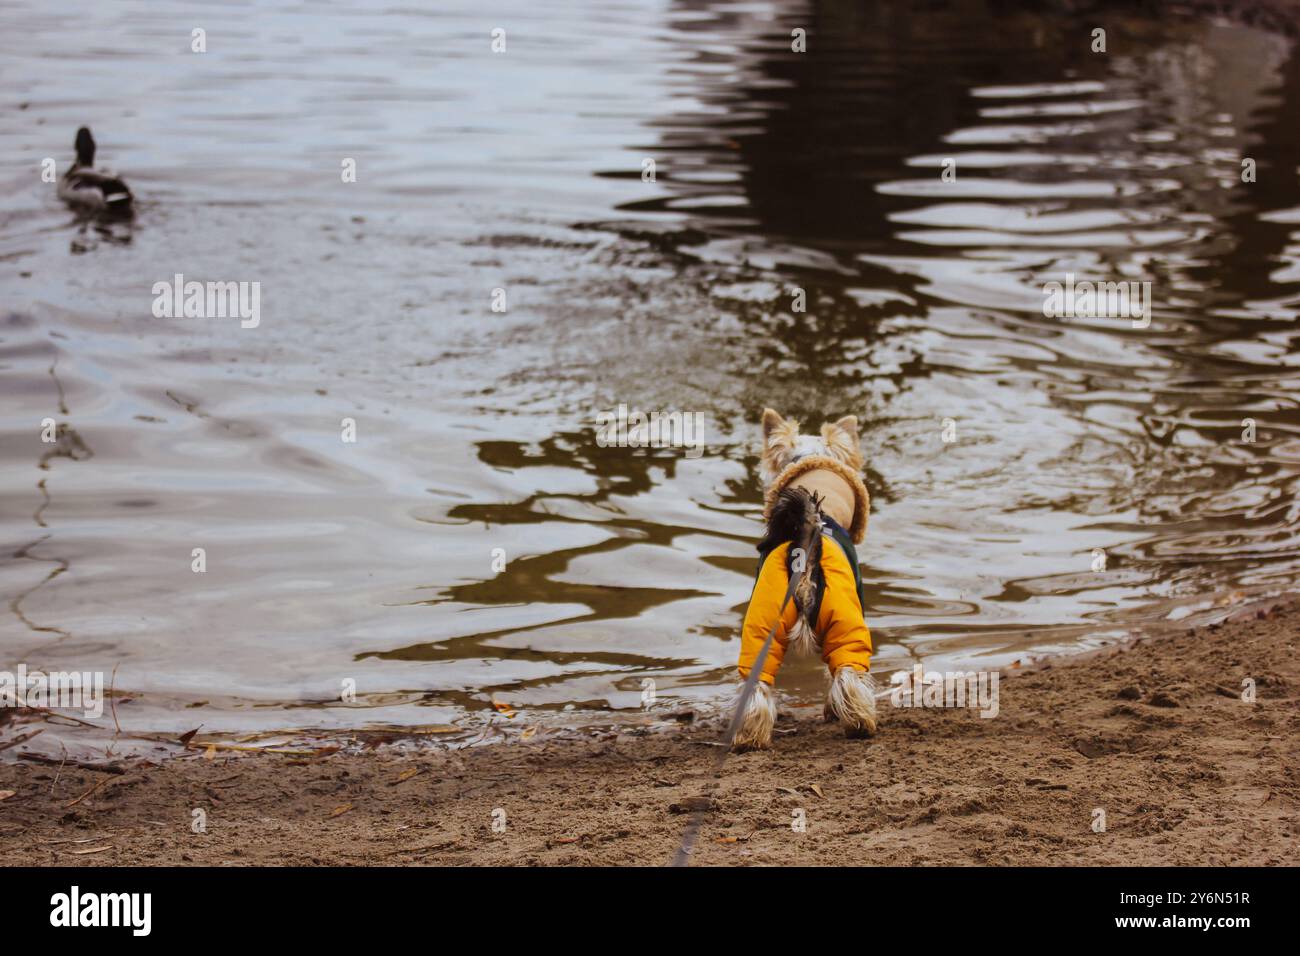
[2,597,1296,866]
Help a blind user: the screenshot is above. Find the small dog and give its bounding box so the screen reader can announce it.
[733,408,878,749]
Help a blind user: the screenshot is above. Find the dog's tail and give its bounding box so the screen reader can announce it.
[757,486,824,657]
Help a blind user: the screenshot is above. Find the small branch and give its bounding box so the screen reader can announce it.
[65,776,114,808]
[109,663,122,736]
[50,745,68,793]
[0,729,43,752]
[18,752,126,774]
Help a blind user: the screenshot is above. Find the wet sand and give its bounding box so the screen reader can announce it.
[2,597,1295,866]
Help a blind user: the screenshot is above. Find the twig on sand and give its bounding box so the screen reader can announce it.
[18,752,126,775]
[0,729,43,751]
[51,746,68,793]
[383,839,457,857]
[35,710,102,730]
[109,663,122,736]
[65,776,115,808]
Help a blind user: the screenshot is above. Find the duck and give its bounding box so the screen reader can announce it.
[58,127,133,215]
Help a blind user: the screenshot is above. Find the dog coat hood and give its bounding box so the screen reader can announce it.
[763,454,870,544]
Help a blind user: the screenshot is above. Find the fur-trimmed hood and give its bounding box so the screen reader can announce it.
[763,454,870,544]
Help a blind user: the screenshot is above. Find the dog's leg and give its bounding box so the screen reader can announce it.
[825,666,877,738]
[731,680,777,751]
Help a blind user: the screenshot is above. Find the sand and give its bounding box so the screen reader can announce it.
[1,597,1296,866]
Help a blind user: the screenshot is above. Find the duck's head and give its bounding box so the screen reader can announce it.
[75,127,95,166]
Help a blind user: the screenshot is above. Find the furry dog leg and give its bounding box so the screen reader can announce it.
[732,681,777,751]
[825,666,877,738]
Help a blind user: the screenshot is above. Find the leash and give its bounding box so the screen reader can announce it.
[670,557,803,867]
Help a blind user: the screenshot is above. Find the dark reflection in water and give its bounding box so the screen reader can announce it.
[2,0,1299,750]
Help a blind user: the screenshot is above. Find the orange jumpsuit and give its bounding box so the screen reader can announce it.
[736,535,873,685]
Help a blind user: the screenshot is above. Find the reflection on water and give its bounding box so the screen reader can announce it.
[2,0,1299,748]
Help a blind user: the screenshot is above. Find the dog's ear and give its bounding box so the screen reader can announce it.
[822,415,863,469]
[761,408,798,474]
[832,415,859,446]
[762,408,786,443]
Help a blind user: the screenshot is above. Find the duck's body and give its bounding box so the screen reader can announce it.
[58,128,132,215]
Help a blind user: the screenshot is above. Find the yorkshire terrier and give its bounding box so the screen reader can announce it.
[732,408,878,749]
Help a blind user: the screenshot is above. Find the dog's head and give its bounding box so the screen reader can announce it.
[761,408,862,483]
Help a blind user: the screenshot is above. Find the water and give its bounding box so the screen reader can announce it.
[3,0,1299,748]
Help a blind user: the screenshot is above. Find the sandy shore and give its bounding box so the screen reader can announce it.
[1,599,1297,866]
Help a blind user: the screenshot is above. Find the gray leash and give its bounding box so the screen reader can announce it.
[670,562,802,866]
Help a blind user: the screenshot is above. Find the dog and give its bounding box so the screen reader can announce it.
[732,408,878,750]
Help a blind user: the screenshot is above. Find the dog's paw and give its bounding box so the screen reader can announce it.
[826,666,878,738]
[731,681,777,751]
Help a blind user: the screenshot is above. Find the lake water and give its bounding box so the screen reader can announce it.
[3,0,1299,750]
